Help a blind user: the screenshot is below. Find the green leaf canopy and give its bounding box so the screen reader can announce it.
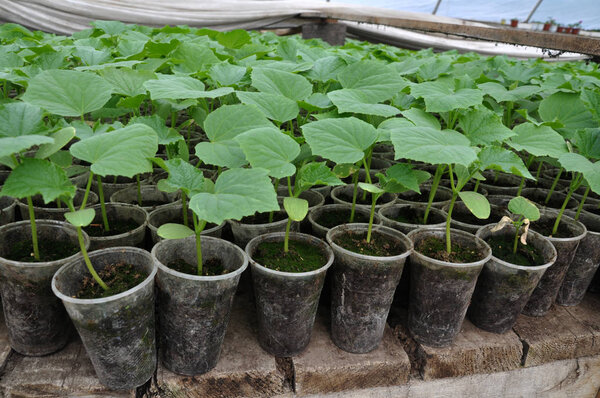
[236,127,300,178]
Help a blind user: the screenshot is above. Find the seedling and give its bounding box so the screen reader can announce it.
[491,196,540,254]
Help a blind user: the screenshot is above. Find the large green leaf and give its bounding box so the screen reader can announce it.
[575,129,600,160]
[216,30,252,49]
[251,68,312,101]
[301,117,378,164]
[328,89,399,117]
[170,42,219,73]
[477,146,533,179]
[155,158,207,196]
[21,70,113,117]
[337,60,408,102]
[557,152,600,194]
[401,108,441,129]
[70,124,158,177]
[236,127,300,178]
[0,158,75,202]
[508,196,540,221]
[35,127,76,159]
[459,106,515,146]
[508,123,568,158]
[0,102,45,137]
[458,191,490,219]
[0,135,53,158]
[305,56,346,83]
[390,126,477,166]
[283,197,308,222]
[195,141,247,169]
[410,81,483,113]
[129,115,182,145]
[203,104,273,142]
[377,163,430,193]
[209,63,247,87]
[144,76,233,100]
[189,168,279,225]
[296,162,344,192]
[236,91,299,123]
[538,92,597,130]
[100,67,156,97]
[478,82,541,103]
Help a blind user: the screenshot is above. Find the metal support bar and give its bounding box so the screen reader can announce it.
[525,0,544,23]
[432,0,443,15]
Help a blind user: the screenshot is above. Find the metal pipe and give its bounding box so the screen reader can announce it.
[525,0,544,22]
[432,0,442,15]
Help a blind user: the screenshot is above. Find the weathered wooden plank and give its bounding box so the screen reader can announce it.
[391,309,522,380]
[293,310,410,396]
[299,10,600,56]
[513,293,600,367]
[154,294,290,398]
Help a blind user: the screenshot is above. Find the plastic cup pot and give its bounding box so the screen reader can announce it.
[470,224,557,333]
[326,223,412,353]
[443,202,510,235]
[556,208,600,306]
[110,184,180,213]
[522,209,586,316]
[245,232,334,357]
[520,188,579,211]
[407,228,491,347]
[0,196,16,226]
[228,210,298,248]
[0,220,89,355]
[396,185,452,209]
[51,247,157,390]
[85,203,148,250]
[478,171,522,196]
[17,189,98,221]
[147,204,224,245]
[308,203,381,239]
[330,185,397,212]
[91,174,151,201]
[152,236,248,375]
[378,204,447,235]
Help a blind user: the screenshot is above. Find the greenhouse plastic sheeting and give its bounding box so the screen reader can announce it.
[0,0,588,60]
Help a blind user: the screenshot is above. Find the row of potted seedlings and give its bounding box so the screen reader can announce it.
[1,102,599,389]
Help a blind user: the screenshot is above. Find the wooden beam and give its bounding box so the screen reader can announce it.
[300,11,600,56]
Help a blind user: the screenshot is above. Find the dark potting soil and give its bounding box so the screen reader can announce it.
[392,207,446,225]
[84,217,140,237]
[316,209,371,228]
[399,191,448,203]
[6,239,79,262]
[241,211,287,224]
[485,235,545,266]
[167,258,229,276]
[584,206,600,217]
[453,209,504,226]
[253,240,327,272]
[339,190,374,205]
[530,217,575,238]
[102,176,136,184]
[332,230,405,257]
[485,177,517,188]
[416,237,483,263]
[523,193,567,209]
[76,261,149,299]
[161,216,217,231]
[139,200,168,207]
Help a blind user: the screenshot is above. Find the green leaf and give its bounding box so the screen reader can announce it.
[297,162,344,192]
[458,106,515,146]
[478,146,534,179]
[328,89,399,117]
[203,104,273,142]
[458,191,490,219]
[236,91,299,123]
[170,42,219,73]
[194,141,247,169]
[478,82,541,102]
[144,76,233,100]
[283,197,308,222]
[0,135,53,158]
[410,81,482,113]
[299,93,333,112]
[301,117,378,164]
[0,158,75,202]
[508,196,540,221]
[189,168,279,225]
[155,158,207,196]
[0,102,45,137]
[508,123,568,158]
[73,46,111,66]
[216,29,252,49]
[209,63,247,87]
[358,182,385,195]
[575,129,600,160]
[401,108,441,129]
[305,56,346,83]
[100,67,156,97]
[377,163,430,193]
[333,163,360,179]
[251,68,312,101]
[236,127,300,178]
[22,70,113,117]
[390,126,477,166]
[338,60,408,102]
[70,124,158,177]
[157,223,195,240]
[35,127,76,159]
[538,92,597,130]
[65,208,95,227]
[129,115,182,145]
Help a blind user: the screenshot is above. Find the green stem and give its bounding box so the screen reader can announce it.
[26,197,40,260]
[96,175,110,232]
[78,226,107,290]
[516,177,526,196]
[80,171,94,210]
[171,111,176,128]
[349,171,359,223]
[473,179,480,193]
[287,175,293,197]
[181,191,189,228]
[366,194,378,243]
[136,175,142,206]
[574,185,590,221]
[445,164,457,254]
[192,214,206,276]
[505,101,513,127]
[512,216,524,254]
[552,174,581,236]
[535,161,544,180]
[545,168,563,205]
[424,165,444,224]
[448,110,459,129]
[361,151,373,202]
[284,217,292,253]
